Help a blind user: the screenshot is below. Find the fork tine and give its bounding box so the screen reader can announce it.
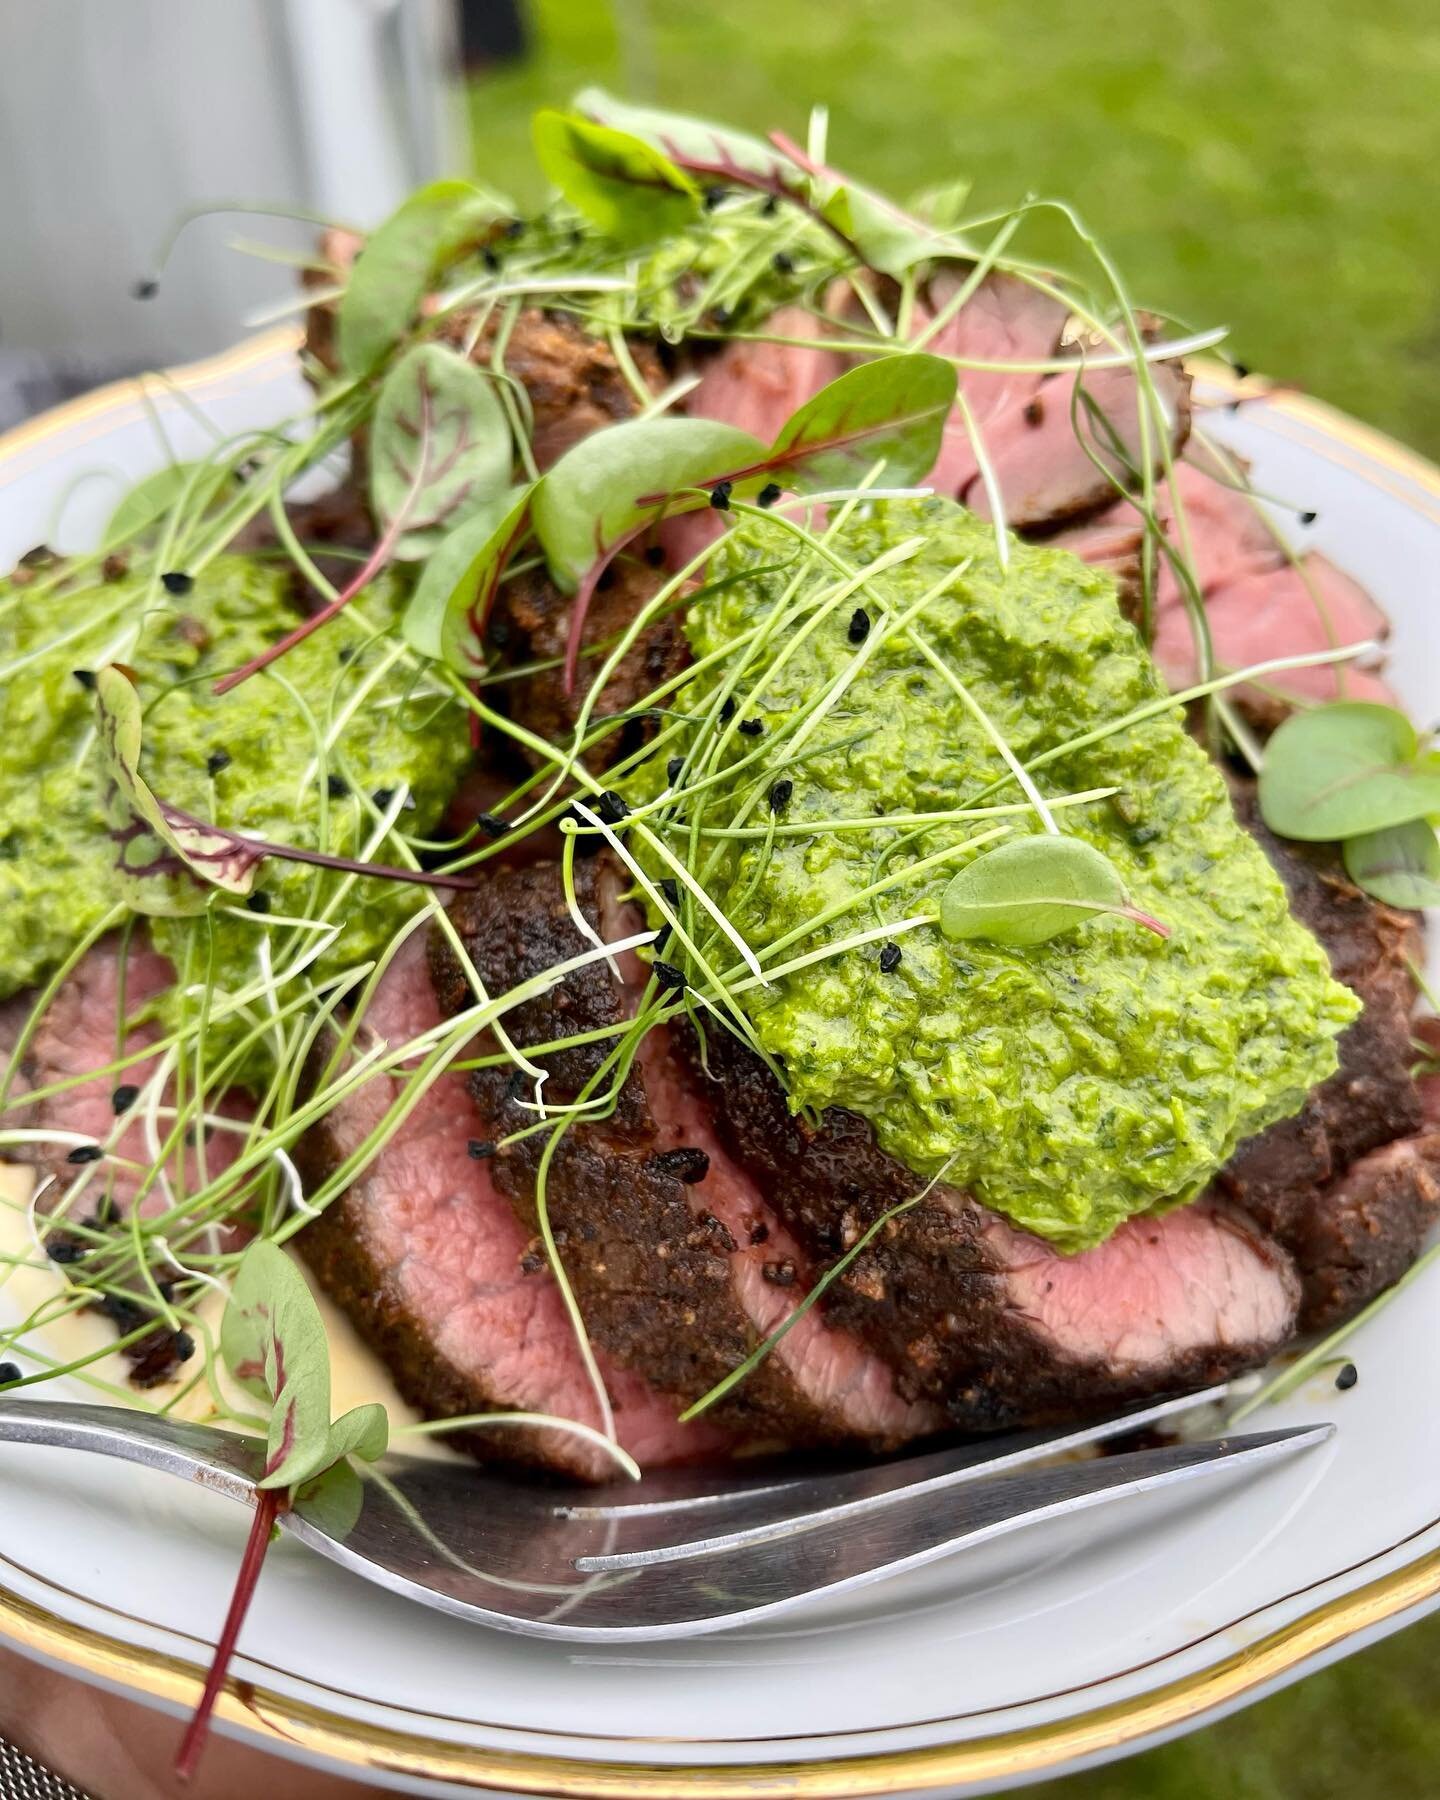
[550,1427,1333,1636]
[554,1382,1231,1524]
[553,1383,1233,1562]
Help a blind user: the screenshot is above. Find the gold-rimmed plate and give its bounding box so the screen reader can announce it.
[0,336,1437,1800]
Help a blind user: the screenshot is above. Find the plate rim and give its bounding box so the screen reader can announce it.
[2,334,1439,1797]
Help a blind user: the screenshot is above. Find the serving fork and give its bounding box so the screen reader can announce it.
[0,1389,1330,1641]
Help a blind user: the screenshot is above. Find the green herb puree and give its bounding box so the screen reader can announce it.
[0,555,468,1075]
[661,498,1358,1250]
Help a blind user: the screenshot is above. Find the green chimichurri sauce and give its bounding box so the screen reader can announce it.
[0,555,468,1076]
[659,498,1358,1250]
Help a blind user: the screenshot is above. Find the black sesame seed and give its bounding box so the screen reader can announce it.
[72,668,97,690]
[46,1236,86,1263]
[1299,509,1318,525]
[1335,1362,1359,1391]
[719,696,737,723]
[161,571,194,596]
[65,1144,104,1166]
[0,1363,19,1385]
[711,304,733,327]
[467,1138,496,1161]
[477,811,510,839]
[1232,361,1252,380]
[482,246,501,272]
[326,773,350,799]
[338,643,357,664]
[112,1084,140,1114]
[761,194,779,217]
[652,922,672,953]
[769,778,794,813]
[652,1147,710,1184]
[372,787,396,810]
[772,251,795,275]
[666,757,685,787]
[658,877,680,907]
[847,607,871,644]
[172,1330,196,1364]
[132,277,159,300]
[206,749,231,777]
[653,959,687,992]
[595,789,631,826]
[703,186,728,210]
[757,481,782,508]
[246,890,271,914]
[879,942,903,974]
[506,1069,528,1101]
[709,479,733,511]
[644,544,666,567]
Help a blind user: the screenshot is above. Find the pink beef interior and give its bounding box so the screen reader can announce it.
[636,1024,939,1443]
[992,1199,1298,1369]
[328,931,724,1470]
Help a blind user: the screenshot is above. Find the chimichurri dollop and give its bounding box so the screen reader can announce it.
[661,498,1358,1249]
[0,555,468,1076]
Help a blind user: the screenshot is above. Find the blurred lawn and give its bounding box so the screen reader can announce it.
[467,4,1440,1792]
[467,0,1440,458]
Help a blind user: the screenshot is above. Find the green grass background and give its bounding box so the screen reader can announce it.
[467,5,1440,1790]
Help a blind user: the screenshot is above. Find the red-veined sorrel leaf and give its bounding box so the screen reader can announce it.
[940,835,1170,947]
[533,109,699,246]
[763,352,956,488]
[531,415,763,690]
[181,1245,390,1781]
[97,665,264,914]
[337,179,511,377]
[370,342,512,559]
[575,88,799,192]
[98,667,475,900]
[402,484,535,674]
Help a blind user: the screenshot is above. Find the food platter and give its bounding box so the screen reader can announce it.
[0,328,1436,1798]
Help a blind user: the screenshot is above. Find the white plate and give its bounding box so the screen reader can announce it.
[0,332,1438,1800]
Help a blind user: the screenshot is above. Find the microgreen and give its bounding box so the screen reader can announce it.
[176,1240,388,1780]
[938,835,1171,947]
[532,110,700,247]
[103,461,230,550]
[1258,701,1440,842]
[1342,821,1440,910]
[402,484,535,672]
[336,179,511,377]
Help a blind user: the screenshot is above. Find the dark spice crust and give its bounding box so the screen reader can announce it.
[430,856,882,1449]
[1220,780,1427,1324]
[488,557,689,774]
[674,1020,1294,1431]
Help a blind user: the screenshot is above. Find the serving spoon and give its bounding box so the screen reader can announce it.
[0,1389,1330,1642]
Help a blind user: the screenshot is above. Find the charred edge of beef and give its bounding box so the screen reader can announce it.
[428,856,901,1448]
[1221,779,1427,1323]
[671,1019,1296,1431]
[488,558,689,774]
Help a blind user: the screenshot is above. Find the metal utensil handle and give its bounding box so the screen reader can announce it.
[0,1396,264,1499]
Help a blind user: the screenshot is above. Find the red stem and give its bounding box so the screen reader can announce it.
[213,530,396,696]
[175,1486,284,1782]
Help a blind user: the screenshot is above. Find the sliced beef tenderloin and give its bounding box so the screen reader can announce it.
[1280,1133,1440,1332]
[1218,781,1431,1323]
[914,268,1069,499]
[5,937,250,1216]
[675,1020,1298,1429]
[430,855,938,1452]
[965,358,1192,530]
[295,929,726,1479]
[488,555,688,773]
[1,937,249,1384]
